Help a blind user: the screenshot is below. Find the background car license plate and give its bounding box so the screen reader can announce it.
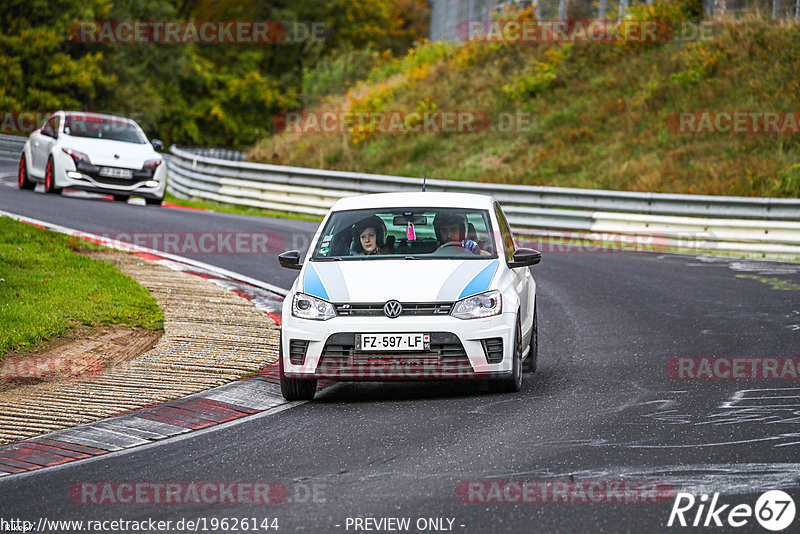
[99,167,133,178]
[356,333,430,351]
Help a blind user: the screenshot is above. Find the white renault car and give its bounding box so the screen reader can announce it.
[277,192,541,400]
[17,111,166,205]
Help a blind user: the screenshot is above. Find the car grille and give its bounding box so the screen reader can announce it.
[316,332,475,379]
[74,162,153,187]
[91,175,139,186]
[333,302,454,317]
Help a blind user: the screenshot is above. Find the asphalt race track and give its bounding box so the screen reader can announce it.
[1,161,800,533]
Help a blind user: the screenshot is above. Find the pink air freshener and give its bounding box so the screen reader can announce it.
[406,223,416,241]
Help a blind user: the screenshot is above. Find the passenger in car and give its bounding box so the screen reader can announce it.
[352,216,388,255]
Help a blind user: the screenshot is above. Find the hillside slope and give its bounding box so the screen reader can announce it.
[250,11,800,197]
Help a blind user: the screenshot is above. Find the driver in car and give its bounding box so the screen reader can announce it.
[433,213,490,255]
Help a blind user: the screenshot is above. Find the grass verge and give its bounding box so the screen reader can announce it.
[0,217,164,357]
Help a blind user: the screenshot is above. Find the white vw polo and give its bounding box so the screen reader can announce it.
[277,192,541,400]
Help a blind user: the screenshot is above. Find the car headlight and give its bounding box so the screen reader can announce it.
[292,293,336,321]
[61,148,90,164]
[62,148,94,174]
[451,290,502,320]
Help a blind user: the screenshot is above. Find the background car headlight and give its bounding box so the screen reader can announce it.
[61,148,90,164]
[143,159,162,170]
[451,290,502,319]
[292,293,336,320]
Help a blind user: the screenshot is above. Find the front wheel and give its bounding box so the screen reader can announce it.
[279,336,317,401]
[145,197,162,207]
[44,156,61,194]
[489,316,523,393]
[112,195,128,202]
[18,154,35,190]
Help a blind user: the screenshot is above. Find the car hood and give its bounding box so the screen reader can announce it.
[60,136,157,168]
[302,258,500,303]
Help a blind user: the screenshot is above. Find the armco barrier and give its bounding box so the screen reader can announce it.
[1,137,796,258]
[0,133,26,161]
[167,146,800,259]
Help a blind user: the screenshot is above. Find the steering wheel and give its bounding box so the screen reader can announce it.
[437,241,476,255]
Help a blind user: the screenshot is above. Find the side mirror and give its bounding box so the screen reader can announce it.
[151,139,164,151]
[278,250,303,270]
[508,248,541,268]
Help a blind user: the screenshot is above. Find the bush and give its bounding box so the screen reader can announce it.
[502,44,572,99]
[621,0,704,50]
[671,42,723,88]
[770,163,800,197]
[302,46,388,104]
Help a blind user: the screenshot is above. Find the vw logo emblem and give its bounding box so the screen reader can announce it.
[383,300,403,318]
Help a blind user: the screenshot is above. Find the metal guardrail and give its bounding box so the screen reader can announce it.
[177,147,246,161]
[167,146,800,259]
[0,133,26,161]
[2,137,798,258]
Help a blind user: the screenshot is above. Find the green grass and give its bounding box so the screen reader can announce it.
[163,192,322,222]
[249,14,800,198]
[0,217,164,356]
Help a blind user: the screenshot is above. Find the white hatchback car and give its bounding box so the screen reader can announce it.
[17,111,166,205]
[277,192,541,400]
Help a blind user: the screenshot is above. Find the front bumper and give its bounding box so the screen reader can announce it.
[280,308,517,381]
[57,158,166,199]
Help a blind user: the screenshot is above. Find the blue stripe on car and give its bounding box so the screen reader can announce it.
[458,260,499,299]
[303,263,330,301]
[313,262,350,301]
[436,261,491,301]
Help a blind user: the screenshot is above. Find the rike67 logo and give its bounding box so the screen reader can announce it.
[668,490,796,531]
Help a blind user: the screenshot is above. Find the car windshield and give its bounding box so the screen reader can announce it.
[64,115,147,144]
[311,207,497,260]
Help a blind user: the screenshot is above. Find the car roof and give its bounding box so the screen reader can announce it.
[330,192,496,212]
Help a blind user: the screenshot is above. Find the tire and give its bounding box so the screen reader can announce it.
[18,154,35,190]
[145,197,162,206]
[523,305,538,373]
[489,315,523,393]
[112,195,128,202]
[279,335,317,401]
[44,156,61,194]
